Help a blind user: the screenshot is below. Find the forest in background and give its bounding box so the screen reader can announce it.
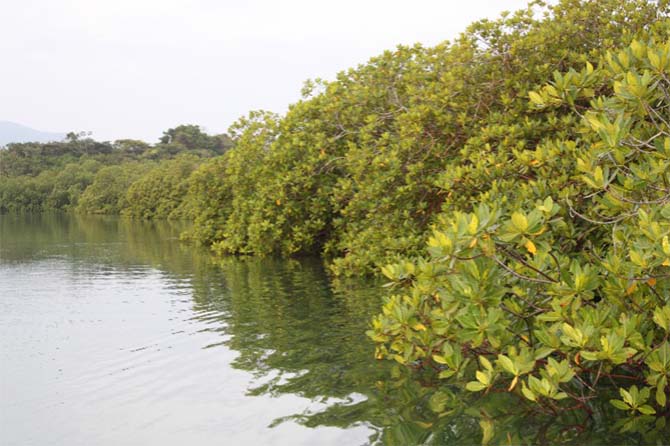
[3,0,670,441]
[0,125,231,217]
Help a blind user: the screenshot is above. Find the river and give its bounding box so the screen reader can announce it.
[0,214,660,445]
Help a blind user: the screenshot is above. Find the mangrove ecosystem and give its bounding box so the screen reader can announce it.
[2,0,670,443]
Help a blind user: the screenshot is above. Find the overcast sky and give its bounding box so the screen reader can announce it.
[1,0,532,142]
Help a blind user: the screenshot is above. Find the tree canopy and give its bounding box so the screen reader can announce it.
[0,125,229,215]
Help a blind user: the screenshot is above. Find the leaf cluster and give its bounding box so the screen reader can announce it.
[370,30,670,441]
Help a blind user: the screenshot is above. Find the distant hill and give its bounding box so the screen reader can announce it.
[0,121,65,147]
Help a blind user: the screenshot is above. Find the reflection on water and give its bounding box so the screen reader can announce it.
[1,214,665,445]
[0,214,391,445]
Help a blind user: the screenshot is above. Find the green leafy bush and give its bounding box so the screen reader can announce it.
[77,163,149,214]
[0,126,229,214]
[123,155,201,219]
[370,35,670,437]
[183,0,664,277]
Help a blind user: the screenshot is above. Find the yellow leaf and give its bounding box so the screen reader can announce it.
[480,419,495,446]
[525,240,537,255]
[631,40,645,58]
[528,91,544,105]
[586,113,604,131]
[626,282,637,295]
[629,249,646,267]
[586,61,594,74]
[413,323,427,331]
[529,159,540,166]
[469,238,478,248]
[648,50,661,71]
[468,215,479,235]
[508,375,519,391]
[276,199,281,206]
[593,166,604,187]
[663,259,670,267]
[663,236,670,256]
[511,212,528,232]
[530,226,547,236]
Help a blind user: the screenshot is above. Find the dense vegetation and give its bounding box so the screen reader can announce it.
[2,1,664,276]
[2,0,669,440]
[0,125,231,215]
[366,3,670,444]
[181,0,667,277]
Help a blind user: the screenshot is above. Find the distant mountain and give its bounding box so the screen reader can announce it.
[0,121,65,147]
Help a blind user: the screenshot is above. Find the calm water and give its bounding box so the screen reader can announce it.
[0,214,665,445]
[0,214,429,445]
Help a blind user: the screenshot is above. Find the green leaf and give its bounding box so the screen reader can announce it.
[586,113,604,131]
[629,249,646,267]
[638,405,656,415]
[653,307,670,332]
[610,399,630,411]
[497,355,518,376]
[476,370,490,385]
[554,392,568,400]
[428,391,451,413]
[621,387,635,406]
[656,378,667,407]
[521,382,536,401]
[580,351,599,361]
[466,381,488,392]
[439,370,456,379]
[479,356,493,371]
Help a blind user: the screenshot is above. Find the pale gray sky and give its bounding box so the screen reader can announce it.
[1,0,532,142]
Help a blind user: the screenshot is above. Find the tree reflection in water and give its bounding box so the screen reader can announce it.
[2,214,667,445]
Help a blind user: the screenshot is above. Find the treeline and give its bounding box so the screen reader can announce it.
[0,125,231,217]
[1,0,666,281]
[183,0,665,276]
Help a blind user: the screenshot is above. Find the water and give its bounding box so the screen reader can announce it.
[0,214,665,445]
[0,214,392,445]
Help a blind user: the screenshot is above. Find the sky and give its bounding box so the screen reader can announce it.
[1,0,533,143]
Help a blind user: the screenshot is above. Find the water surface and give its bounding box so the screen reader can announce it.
[1,214,387,445]
[1,214,663,445]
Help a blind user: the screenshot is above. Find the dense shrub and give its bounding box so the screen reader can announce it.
[77,163,150,214]
[184,0,664,276]
[370,34,670,439]
[0,126,230,214]
[123,155,201,219]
